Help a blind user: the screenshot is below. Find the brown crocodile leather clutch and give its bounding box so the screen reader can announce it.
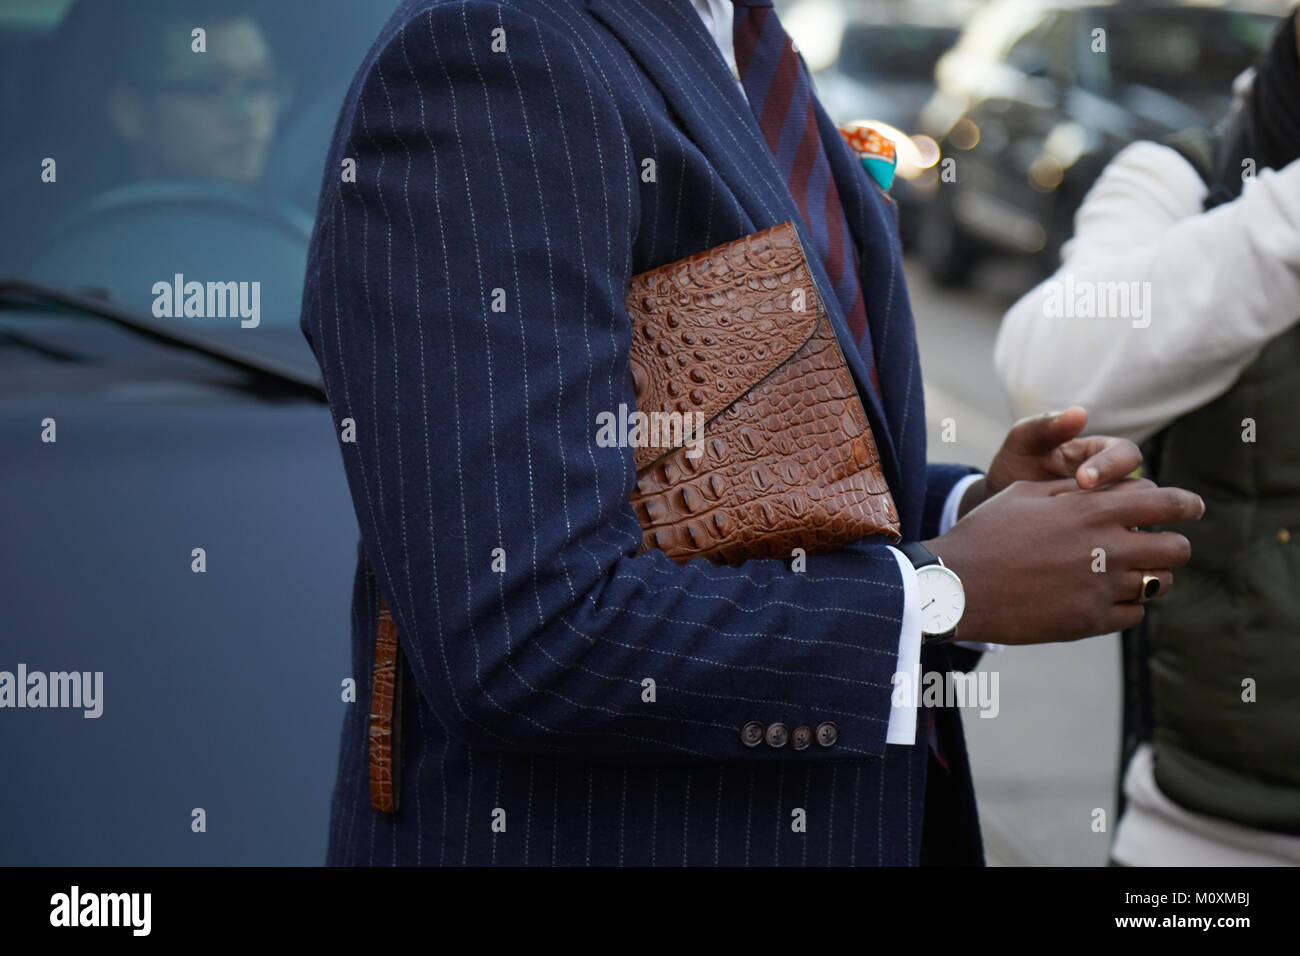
[626,220,900,564]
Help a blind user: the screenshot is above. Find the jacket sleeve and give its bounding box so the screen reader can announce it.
[993,140,1300,444]
[300,1,912,763]
[920,462,982,543]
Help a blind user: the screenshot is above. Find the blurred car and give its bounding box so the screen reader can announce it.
[0,0,400,865]
[792,1,965,244]
[812,17,960,135]
[914,0,1280,286]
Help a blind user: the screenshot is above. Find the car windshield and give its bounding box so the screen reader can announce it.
[0,0,402,354]
[1105,9,1277,95]
[836,23,960,82]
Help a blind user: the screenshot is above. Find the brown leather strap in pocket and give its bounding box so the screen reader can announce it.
[368,594,402,813]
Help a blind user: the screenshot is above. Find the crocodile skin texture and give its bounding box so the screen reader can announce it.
[626,221,900,564]
[369,596,403,813]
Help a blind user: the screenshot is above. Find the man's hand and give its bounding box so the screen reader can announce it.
[959,406,1140,518]
[928,476,1204,645]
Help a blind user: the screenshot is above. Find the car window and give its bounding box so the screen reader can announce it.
[957,1,1049,63]
[1005,10,1076,86]
[0,0,75,27]
[0,0,401,345]
[1101,9,1276,95]
[836,23,960,82]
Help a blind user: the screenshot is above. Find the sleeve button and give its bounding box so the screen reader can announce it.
[765,722,789,748]
[791,725,812,750]
[741,721,765,747]
[815,722,838,747]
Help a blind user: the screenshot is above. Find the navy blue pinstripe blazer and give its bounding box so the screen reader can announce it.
[300,0,985,866]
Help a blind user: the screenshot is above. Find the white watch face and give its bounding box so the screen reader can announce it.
[917,564,965,636]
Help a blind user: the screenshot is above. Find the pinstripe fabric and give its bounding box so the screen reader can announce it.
[300,0,983,866]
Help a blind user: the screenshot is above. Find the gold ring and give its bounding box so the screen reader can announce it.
[1137,574,1160,604]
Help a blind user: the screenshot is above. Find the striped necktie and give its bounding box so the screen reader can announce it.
[731,0,879,396]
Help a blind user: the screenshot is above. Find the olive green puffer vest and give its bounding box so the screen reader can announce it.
[1145,322,1300,833]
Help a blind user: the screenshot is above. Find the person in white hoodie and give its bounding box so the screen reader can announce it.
[994,10,1300,866]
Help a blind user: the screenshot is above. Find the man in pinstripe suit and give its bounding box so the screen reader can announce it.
[299,0,1204,865]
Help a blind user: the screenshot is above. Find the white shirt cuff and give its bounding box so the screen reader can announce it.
[885,546,922,745]
[939,472,984,535]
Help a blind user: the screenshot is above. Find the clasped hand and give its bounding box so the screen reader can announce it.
[928,406,1205,645]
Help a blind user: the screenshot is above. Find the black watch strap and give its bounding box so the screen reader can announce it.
[898,541,940,569]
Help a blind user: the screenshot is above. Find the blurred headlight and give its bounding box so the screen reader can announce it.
[948,117,980,151]
[1029,154,1064,192]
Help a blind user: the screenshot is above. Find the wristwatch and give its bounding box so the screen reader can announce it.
[899,542,965,645]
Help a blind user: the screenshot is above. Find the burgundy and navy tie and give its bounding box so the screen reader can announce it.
[731,0,879,397]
